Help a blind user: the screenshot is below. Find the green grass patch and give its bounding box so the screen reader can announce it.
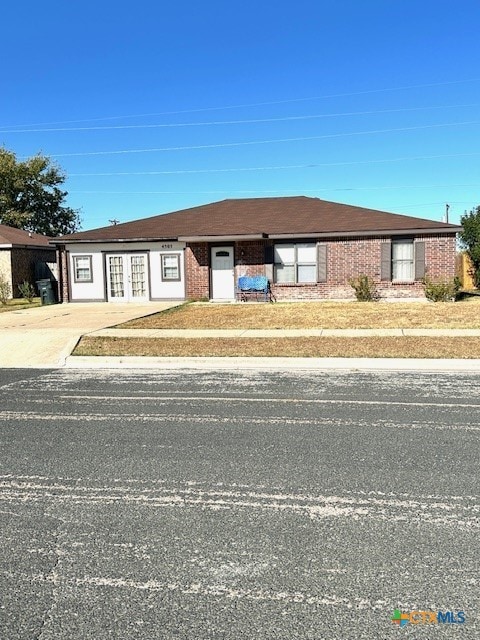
[0,298,42,313]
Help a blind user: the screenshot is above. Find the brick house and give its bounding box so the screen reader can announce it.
[53,197,461,303]
[0,224,57,298]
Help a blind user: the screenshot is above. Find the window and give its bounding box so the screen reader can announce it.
[274,243,316,283]
[161,254,180,281]
[73,255,93,283]
[392,240,414,281]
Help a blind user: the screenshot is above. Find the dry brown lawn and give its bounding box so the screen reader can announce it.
[120,298,480,330]
[74,336,480,359]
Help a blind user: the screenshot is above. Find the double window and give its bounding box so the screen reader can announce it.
[73,255,93,283]
[274,243,317,283]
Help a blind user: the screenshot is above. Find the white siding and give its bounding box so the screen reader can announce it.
[68,242,186,301]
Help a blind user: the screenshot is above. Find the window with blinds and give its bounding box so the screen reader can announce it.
[274,243,317,284]
[392,240,414,281]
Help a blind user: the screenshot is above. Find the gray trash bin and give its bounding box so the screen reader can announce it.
[36,279,56,305]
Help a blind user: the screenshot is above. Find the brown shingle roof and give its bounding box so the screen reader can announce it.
[0,224,54,247]
[55,197,461,243]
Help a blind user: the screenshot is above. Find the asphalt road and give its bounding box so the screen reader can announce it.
[0,368,478,639]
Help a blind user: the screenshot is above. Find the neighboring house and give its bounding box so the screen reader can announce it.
[53,196,462,303]
[0,224,57,298]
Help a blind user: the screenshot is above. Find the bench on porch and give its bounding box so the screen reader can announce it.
[236,275,275,302]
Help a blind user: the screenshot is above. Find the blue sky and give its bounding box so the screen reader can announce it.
[2,0,480,230]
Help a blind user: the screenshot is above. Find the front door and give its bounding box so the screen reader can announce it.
[211,246,235,300]
[106,253,149,302]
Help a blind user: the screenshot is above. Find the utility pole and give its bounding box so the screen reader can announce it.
[445,203,450,224]
[109,218,119,225]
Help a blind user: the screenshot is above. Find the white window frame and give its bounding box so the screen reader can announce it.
[274,243,316,284]
[73,255,93,283]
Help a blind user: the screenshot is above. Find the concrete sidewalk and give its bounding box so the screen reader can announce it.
[0,302,181,367]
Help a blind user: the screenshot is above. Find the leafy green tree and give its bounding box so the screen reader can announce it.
[460,206,480,287]
[0,147,80,236]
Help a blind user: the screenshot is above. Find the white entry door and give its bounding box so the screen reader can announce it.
[211,246,235,300]
[106,254,149,302]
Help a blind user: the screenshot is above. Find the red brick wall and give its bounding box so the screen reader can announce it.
[271,280,426,300]
[185,241,268,299]
[185,243,210,299]
[271,235,457,300]
[235,241,265,278]
[424,234,456,279]
[58,246,69,302]
[186,234,457,301]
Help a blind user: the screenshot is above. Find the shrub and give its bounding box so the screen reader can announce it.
[17,280,36,303]
[348,274,378,301]
[0,272,11,305]
[422,276,461,302]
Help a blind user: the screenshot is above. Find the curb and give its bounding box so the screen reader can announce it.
[65,356,480,372]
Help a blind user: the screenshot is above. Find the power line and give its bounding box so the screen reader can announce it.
[67,152,480,177]
[50,120,480,157]
[68,183,480,195]
[2,103,480,134]
[3,77,479,128]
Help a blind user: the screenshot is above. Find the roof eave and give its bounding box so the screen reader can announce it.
[1,242,54,249]
[50,236,179,245]
[178,234,267,242]
[269,227,462,239]
[51,226,462,245]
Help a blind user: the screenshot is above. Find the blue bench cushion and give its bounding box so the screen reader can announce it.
[238,275,268,291]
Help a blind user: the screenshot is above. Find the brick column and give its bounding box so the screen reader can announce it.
[185,243,209,299]
[57,245,70,303]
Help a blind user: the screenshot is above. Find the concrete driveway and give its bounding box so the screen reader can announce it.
[0,301,181,368]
